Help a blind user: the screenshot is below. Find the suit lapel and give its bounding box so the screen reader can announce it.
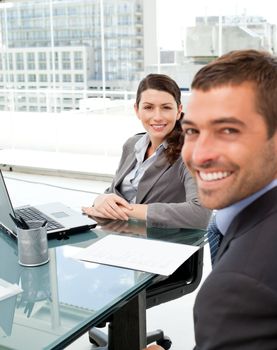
[215,187,277,263]
[136,152,170,203]
[113,153,137,190]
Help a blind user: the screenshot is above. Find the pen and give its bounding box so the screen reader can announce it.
[9,213,24,229]
[42,220,47,227]
[18,216,29,229]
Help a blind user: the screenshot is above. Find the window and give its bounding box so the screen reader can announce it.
[39,61,47,70]
[55,52,59,69]
[63,74,71,82]
[38,52,47,70]
[28,61,36,69]
[62,61,71,69]
[27,53,35,61]
[75,74,84,82]
[62,52,71,70]
[39,74,47,82]
[16,53,24,70]
[28,74,36,82]
[29,96,37,103]
[17,74,25,82]
[8,53,13,69]
[74,51,83,69]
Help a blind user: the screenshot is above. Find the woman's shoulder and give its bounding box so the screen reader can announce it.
[172,155,192,178]
[124,132,146,147]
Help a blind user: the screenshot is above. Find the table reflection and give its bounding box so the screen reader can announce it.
[94,218,207,246]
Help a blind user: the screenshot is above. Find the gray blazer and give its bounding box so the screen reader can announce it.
[105,134,211,229]
[194,187,277,350]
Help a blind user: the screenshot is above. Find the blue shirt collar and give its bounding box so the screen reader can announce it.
[135,133,167,163]
[216,179,277,235]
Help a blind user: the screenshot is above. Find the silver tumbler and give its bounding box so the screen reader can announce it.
[17,220,49,267]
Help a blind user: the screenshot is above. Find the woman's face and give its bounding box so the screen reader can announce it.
[134,89,182,145]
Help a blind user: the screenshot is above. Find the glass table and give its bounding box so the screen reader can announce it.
[0,219,206,350]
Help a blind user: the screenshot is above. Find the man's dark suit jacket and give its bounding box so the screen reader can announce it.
[194,186,277,350]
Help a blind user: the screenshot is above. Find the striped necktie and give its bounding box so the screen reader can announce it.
[207,215,222,265]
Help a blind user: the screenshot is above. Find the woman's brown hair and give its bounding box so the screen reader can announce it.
[136,73,184,164]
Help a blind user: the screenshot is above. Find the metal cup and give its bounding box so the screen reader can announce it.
[17,220,49,267]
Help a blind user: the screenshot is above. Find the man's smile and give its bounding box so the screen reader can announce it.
[198,171,232,182]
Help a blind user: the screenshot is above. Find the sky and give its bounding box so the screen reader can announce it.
[157,0,277,49]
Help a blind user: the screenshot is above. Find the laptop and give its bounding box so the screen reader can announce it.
[0,170,97,239]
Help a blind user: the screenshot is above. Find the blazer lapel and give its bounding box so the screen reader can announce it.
[136,152,170,203]
[215,231,234,263]
[113,153,137,190]
[215,187,277,263]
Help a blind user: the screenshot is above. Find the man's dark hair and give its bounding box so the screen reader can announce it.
[191,50,277,137]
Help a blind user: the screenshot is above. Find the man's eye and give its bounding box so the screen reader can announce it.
[222,128,239,134]
[184,128,198,135]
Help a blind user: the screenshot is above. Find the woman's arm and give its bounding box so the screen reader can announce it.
[82,193,133,220]
[145,162,211,229]
[83,135,141,220]
[121,203,148,221]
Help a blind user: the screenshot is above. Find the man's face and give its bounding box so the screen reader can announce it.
[182,83,277,209]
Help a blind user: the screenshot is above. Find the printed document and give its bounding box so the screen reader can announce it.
[73,234,199,276]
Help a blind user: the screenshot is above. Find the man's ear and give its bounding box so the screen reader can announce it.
[177,104,183,120]
[273,130,277,153]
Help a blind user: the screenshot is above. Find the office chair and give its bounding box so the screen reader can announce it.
[88,247,204,349]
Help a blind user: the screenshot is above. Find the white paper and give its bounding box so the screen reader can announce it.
[0,278,22,302]
[73,234,199,276]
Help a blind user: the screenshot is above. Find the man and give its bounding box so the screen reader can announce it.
[180,49,277,349]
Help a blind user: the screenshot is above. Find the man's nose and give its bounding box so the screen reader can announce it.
[190,134,219,166]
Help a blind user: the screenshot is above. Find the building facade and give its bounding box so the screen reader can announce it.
[0,0,157,112]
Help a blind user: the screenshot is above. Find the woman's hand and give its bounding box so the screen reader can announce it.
[82,193,133,221]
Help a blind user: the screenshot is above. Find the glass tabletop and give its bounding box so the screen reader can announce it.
[0,220,206,350]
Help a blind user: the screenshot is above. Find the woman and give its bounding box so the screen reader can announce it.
[82,74,211,228]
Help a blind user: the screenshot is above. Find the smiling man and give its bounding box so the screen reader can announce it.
[181,50,277,349]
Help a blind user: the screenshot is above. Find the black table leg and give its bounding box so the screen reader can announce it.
[108,290,147,350]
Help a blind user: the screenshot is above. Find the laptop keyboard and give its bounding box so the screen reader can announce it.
[15,206,64,231]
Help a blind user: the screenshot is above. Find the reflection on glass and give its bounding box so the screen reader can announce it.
[17,264,51,318]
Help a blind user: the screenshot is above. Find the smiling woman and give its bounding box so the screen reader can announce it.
[82,73,211,229]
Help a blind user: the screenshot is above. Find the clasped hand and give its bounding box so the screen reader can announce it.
[82,193,133,221]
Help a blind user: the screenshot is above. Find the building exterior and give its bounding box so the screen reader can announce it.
[186,15,277,61]
[0,0,157,112]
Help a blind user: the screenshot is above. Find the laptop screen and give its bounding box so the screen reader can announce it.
[0,171,17,235]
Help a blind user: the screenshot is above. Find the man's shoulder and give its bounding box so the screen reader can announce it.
[237,186,277,224]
